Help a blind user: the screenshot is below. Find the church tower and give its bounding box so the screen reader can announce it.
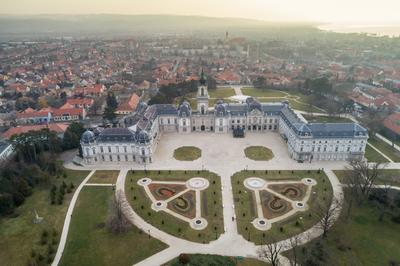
[197,69,209,115]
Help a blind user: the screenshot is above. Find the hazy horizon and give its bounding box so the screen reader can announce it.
[2,0,400,25]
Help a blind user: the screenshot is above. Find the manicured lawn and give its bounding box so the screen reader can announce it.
[60,187,167,266]
[287,99,323,113]
[244,146,274,161]
[231,170,333,244]
[258,97,286,103]
[209,87,236,98]
[368,136,400,162]
[173,146,201,161]
[284,190,400,265]
[334,169,400,187]
[241,87,287,97]
[0,169,90,266]
[88,170,120,184]
[365,145,390,163]
[165,254,269,266]
[302,115,353,123]
[125,170,224,243]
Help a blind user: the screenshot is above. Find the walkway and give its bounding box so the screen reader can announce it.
[367,142,394,163]
[376,133,400,153]
[57,131,400,266]
[114,164,345,266]
[52,170,96,266]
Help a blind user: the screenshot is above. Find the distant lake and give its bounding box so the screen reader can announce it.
[318,24,400,37]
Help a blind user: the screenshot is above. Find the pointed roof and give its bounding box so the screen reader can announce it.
[199,68,207,86]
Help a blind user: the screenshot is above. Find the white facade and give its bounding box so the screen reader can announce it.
[81,76,368,164]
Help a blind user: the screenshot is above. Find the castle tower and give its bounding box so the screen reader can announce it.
[197,69,209,115]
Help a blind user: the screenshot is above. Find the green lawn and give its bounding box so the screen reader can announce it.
[241,88,287,97]
[88,170,120,184]
[257,97,286,103]
[334,169,400,187]
[0,169,90,266]
[125,170,224,243]
[209,87,236,98]
[302,115,353,123]
[173,146,201,161]
[365,145,390,163]
[284,190,400,265]
[368,136,400,162]
[244,146,274,161]
[287,99,323,113]
[60,187,167,266]
[232,170,333,244]
[165,254,269,266]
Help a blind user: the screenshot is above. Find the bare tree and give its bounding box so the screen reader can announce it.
[370,182,394,222]
[347,160,386,204]
[286,235,302,266]
[106,189,131,234]
[257,240,282,266]
[315,198,342,238]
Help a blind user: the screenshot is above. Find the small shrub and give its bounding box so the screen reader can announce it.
[178,254,190,264]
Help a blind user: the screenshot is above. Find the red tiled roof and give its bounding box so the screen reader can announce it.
[384,113,400,135]
[117,94,140,112]
[2,123,69,139]
[52,108,84,117]
[66,98,94,106]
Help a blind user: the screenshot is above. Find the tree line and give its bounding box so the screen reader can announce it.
[0,122,85,216]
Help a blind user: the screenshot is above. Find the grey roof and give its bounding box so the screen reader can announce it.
[308,123,368,138]
[97,128,136,142]
[215,101,228,116]
[0,140,11,154]
[81,130,95,144]
[178,101,191,117]
[156,104,178,115]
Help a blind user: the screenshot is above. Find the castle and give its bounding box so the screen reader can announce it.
[81,71,368,164]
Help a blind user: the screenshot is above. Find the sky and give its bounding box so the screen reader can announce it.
[2,0,400,24]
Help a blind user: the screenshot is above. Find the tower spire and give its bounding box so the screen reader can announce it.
[199,68,206,85]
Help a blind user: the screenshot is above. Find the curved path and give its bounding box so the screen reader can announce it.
[115,165,344,266]
[52,170,96,266]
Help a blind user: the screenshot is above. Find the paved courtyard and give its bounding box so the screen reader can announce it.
[59,132,355,266]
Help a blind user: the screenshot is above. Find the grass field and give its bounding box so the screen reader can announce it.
[368,136,400,162]
[241,88,287,97]
[302,115,353,123]
[232,170,333,244]
[0,169,89,266]
[165,254,269,266]
[244,146,274,161]
[365,145,390,163]
[125,170,224,243]
[60,187,167,266]
[284,190,400,265]
[334,169,400,187]
[209,87,236,98]
[88,170,120,184]
[173,146,201,161]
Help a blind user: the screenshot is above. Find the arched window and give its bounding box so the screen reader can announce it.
[201,106,205,115]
